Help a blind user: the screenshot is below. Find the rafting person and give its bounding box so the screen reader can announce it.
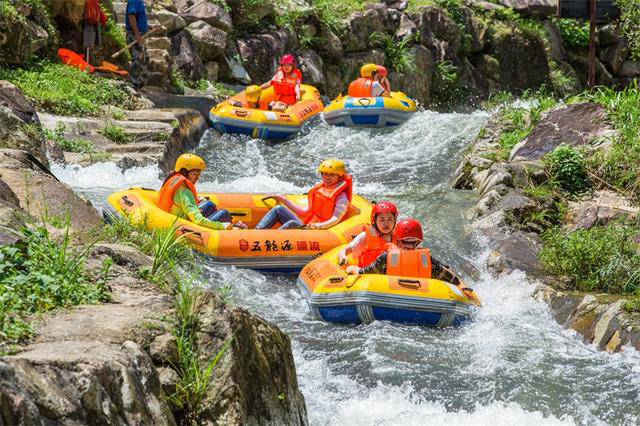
[255,159,352,230]
[347,63,388,98]
[346,218,462,285]
[260,54,302,112]
[375,65,391,97]
[229,85,262,109]
[158,154,247,230]
[338,201,397,268]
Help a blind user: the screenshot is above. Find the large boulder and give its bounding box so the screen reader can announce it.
[48,0,85,27]
[492,28,549,92]
[566,190,639,231]
[237,30,293,83]
[311,27,343,61]
[186,20,227,63]
[0,149,103,233]
[389,45,433,105]
[419,6,462,53]
[599,39,628,75]
[298,50,325,92]
[342,9,385,53]
[0,106,48,167]
[156,10,187,34]
[340,50,386,83]
[0,12,49,65]
[227,0,274,27]
[497,0,558,16]
[171,30,206,81]
[619,60,640,78]
[175,0,232,32]
[509,103,615,161]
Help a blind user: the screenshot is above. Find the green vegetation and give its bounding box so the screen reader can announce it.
[102,4,130,61]
[369,32,417,73]
[615,0,640,60]
[540,222,640,296]
[543,144,590,194]
[0,223,110,345]
[554,17,590,50]
[101,121,133,144]
[44,122,96,153]
[0,61,133,116]
[273,0,366,35]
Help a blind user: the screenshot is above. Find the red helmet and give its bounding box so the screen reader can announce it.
[371,201,397,223]
[377,65,388,77]
[280,54,295,65]
[393,218,423,242]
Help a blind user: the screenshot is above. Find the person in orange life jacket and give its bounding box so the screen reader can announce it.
[229,85,262,109]
[375,65,391,97]
[255,159,353,230]
[347,63,388,98]
[346,218,463,285]
[158,154,247,230]
[260,54,302,112]
[338,201,397,268]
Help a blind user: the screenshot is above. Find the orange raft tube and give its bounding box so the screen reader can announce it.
[103,188,373,273]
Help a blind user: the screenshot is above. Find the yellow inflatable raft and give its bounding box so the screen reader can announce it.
[209,85,324,140]
[103,188,372,272]
[297,246,481,326]
[323,92,417,127]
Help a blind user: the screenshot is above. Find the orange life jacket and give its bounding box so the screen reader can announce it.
[303,175,353,225]
[158,173,198,213]
[58,48,95,73]
[358,225,389,267]
[272,67,302,105]
[386,246,432,279]
[347,78,374,97]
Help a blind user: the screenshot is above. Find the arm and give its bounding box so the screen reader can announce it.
[431,256,462,286]
[338,231,365,265]
[260,81,272,90]
[174,187,231,230]
[308,193,349,230]
[348,252,387,275]
[128,13,143,45]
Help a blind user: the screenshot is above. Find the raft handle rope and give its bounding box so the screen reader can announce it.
[121,195,134,207]
[261,196,277,207]
[357,98,372,108]
[329,277,344,284]
[346,275,362,289]
[398,279,422,290]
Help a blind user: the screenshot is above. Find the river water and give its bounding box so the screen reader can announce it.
[53,110,640,425]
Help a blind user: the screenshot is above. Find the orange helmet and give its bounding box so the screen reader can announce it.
[393,218,423,242]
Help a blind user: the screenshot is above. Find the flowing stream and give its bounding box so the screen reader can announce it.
[53,110,640,425]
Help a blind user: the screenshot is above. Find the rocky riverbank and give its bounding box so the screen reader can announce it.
[451,92,640,353]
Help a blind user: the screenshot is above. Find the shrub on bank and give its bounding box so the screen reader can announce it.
[543,144,590,194]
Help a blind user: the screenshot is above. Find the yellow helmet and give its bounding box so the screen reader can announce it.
[360,63,378,78]
[175,153,206,172]
[245,85,261,102]
[318,159,346,176]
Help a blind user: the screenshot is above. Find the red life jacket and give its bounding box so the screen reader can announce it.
[58,48,95,73]
[357,225,389,267]
[84,0,107,26]
[303,175,353,225]
[272,67,302,105]
[386,246,432,279]
[347,78,374,97]
[158,173,198,213]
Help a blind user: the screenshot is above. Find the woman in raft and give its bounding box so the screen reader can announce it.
[255,159,353,230]
[338,201,398,268]
[158,153,247,230]
[260,54,302,112]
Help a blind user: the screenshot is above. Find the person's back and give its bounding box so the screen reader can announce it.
[347,63,386,97]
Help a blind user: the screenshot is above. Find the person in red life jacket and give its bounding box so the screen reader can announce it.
[375,65,391,97]
[229,85,262,109]
[338,201,397,268]
[347,63,388,98]
[260,54,302,112]
[158,154,247,230]
[346,218,463,285]
[255,159,353,230]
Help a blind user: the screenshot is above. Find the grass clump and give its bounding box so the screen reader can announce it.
[101,121,133,144]
[540,221,640,296]
[369,32,417,73]
[554,17,590,50]
[615,0,640,60]
[0,224,110,345]
[543,144,590,194]
[44,122,96,153]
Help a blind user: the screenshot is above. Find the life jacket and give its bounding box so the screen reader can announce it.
[303,175,353,225]
[158,172,198,213]
[84,0,107,26]
[347,78,374,97]
[58,48,95,73]
[386,246,432,279]
[272,67,302,105]
[358,225,390,267]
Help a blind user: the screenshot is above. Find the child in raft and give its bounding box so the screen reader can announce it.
[229,85,262,109]
[255,159,352,230]
[260,54,302,112]
[338,201,398,268]
[346,218,462,285]
[376,65,391,97]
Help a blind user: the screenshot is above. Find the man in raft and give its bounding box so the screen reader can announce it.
[158,154,247,230]
[338,201,397,268]
[255,159,352,230]
[346,218,462,284]
[347,63,390,98]
[260,54,302,112]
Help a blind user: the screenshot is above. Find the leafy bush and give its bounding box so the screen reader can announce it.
[544,144,590,194]
[554,17,590,50]
[540,222,640,294]
[0,61,133,116]
[615,0,640,60]
[0,225,110,344]
[44,122,96,153]
[101,121,133,144]
[369,32,417,73]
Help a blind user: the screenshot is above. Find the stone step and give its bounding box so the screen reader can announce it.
[105,143,165,154]
[146,37,171,50]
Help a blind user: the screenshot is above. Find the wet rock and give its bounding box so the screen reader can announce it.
[480,228,544,276]
[196,293,308,425]
[150,334,179,365]
[0,81,38,125]
[343,9,385,53]
[389,45,433,105]
[298,50,325,91]
[176,0,233,32]
[383,0,408,11]
[186,20,227,62]
[156,10,187,34]
[312,27,343,61]
[599,39,627,75]
[597,24,620,47]
[509,103,614,161]
[619,60,640,78]
[485,250,506,274]
[238,30,292,84]
[566,190,639,231]
[493,28,549,92]
[227,0,274,27]
[158,367,180,397]
[171,30,206,81]
[497,0,557,16]
[477,164,512,198]
[534,285,582,325]
[0,107,48,167]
